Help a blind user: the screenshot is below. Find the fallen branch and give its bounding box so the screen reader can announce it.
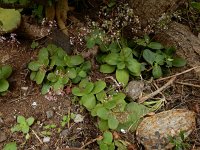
[156,66,200,81]
[138,77,176,103]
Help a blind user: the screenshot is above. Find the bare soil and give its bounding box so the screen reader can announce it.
[0,1,200,150]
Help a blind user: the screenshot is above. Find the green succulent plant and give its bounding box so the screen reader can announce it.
[0,8,21,35]
[28,44,91,94]
[0,65,12,95]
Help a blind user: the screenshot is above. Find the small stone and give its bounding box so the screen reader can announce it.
[125,80,144,101]
[74,114,84,123]
[46,110,54,119]
[43,137,50,143]
[31,102,37,109]
[0,131,7,142]
[60,129,69,137]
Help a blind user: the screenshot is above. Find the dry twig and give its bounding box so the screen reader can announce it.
[32,129,43,144]
[156,66,200,81]
[175,81,200,88]
[138,77,176,103]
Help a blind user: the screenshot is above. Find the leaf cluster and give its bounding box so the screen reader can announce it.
[0,65,12,95]
[72,79,150,132]
[28,44,91,94]
[11,115,34,139]
[135,35,186,78]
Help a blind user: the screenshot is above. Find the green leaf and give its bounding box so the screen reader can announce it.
[80,94,96,110]
[86,37,96,48]
[0,8,21,34]
[143,49,156,65]
[72,82,94,96]
[0,79,9,92]
[28,61,41,71]
[26,117,34,126]
[22,125,29,134]
[116,69,129,87]
[100,64,116,73]
[66,68,77,79]
[80,61,91,71]
[47,72,58,82]
[144,35,150,44]
[35,69,46,84]
[104,100,117,110]
[96,90,107,102]
[11,124,21,133]
[41,83,51,95]
[191,2,200,12]
[152,64,162,79]
[0,65,12,79]
[38,48,49,60]
[3,142,17,150]
[103,131,113,144]
[155,53,165,65]
[126,59,141,76]
[118,102,150,131]
[108,41,120,53]
[105,53,120,65]
[17,115,26,124]
[97,107,109,120]
[98,119,109,131]
[53,80,64,91]
[120,47,132,60]
[148,42,164,50]
[117,60,126,69]
[78,70,87,78]
[172,57,186,67]
[68,55,84,66]
[91,80,106,94]
[99,142,108,150]
[31,41,39,49]
[108,115,119,129]
[135,39,146,46]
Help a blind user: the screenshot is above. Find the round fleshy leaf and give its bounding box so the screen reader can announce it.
[26,117,34,126]
[0,8,21,34]
[28,61,41,71]
[100,64,115,73]
[96,107,109,120]
[108,115,119,129]
[91,80,106,94]
[116,69,129,87]
[35,70,46,84]
[0,79,9,92]
[0,65,12,79]
[80,94,96,110]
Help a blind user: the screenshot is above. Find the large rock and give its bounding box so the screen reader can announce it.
[136,109,196,150]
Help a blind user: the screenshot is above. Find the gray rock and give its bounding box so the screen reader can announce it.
[43,137,50,143]
[60,129,70,137]
[125,80,144,101]
[136,109,196,150]
[46,110,54,119]
[0,131,7,142]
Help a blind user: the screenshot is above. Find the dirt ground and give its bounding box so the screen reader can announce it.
[0,1,200,150]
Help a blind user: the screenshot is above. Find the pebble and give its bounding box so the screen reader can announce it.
[46,110,54,119]
[74,114,84,123]
[43,137,50,143]
[60,129,70,137]
[0,131,7,142]
[125,80,144,101]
